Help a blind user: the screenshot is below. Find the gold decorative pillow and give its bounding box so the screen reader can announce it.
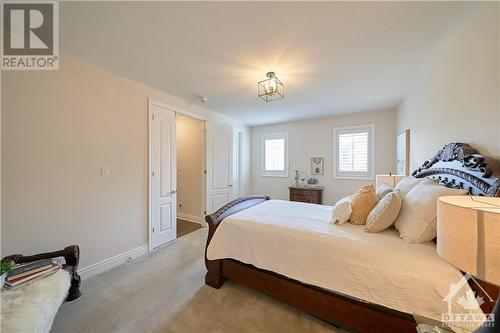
[350,185,379,225]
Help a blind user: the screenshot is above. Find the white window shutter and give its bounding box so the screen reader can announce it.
[333,125,374,179]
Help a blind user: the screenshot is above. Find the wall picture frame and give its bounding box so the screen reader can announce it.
[397,129,410,176]
[311,157,324,175]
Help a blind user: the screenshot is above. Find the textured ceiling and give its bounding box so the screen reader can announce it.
[60,2,468,126]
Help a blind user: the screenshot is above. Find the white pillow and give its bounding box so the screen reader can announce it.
[394,176,426,197]
[394,179,467,242]
[331,196,353,225]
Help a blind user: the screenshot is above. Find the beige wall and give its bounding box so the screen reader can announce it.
[0,71,2,258]
[1,56,248,269]
[176,115,204,221]
[250,109,397,205]
[398,3,500,169]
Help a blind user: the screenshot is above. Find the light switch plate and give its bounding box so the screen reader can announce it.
[101,166,111,176]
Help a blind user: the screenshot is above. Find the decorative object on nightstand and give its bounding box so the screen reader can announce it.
[307,177,319,185]
[376,173,406,188]
[311,157,324,175]
[292,162,301,187]
[289,186,324,204]
[437,196,500,333]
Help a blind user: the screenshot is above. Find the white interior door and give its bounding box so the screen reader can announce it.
[150,102,177,249]
[206,122,233,214]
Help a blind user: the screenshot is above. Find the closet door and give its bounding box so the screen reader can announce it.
[206,122,233,213]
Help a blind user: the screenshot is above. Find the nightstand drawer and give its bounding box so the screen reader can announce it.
[289,186,324,205]
[289,189,318,196]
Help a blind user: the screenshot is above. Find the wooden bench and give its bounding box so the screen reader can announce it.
[1,246,81,333]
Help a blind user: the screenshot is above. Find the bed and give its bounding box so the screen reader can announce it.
[204,143,500,333]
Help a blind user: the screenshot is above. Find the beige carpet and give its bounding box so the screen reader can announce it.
[52,228,345,333]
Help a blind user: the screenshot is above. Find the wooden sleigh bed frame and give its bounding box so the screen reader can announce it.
[204,143,500,333]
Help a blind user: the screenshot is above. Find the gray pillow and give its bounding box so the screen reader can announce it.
[376,183,392,199]
[365,190,402,233]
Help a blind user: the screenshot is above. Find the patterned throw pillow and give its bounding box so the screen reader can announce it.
[365,190,402,233]
[350,185,379,225]
[376,183,392,199]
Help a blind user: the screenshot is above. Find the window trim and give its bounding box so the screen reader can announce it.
[332,124,375,180]
[261,132,289,177]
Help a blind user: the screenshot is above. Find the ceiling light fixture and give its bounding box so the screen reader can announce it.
[258,72,284,102]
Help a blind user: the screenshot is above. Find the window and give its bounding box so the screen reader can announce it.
[333,125,374,179]
[261,133,289,177]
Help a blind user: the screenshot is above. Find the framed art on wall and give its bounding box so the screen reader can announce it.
[311,157,324,175]
[397,129,410,176]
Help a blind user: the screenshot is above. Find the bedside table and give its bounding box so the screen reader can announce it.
[289,186,324,204]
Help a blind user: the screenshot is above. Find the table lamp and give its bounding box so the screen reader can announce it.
[437,196,500,333]
[375,173,406,188]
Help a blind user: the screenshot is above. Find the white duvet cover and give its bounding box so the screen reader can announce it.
[207,199,483,324]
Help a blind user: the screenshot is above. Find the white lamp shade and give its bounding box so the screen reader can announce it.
[437,196,500,286]
[376,174,406,188]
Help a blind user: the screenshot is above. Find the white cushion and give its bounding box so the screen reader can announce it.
[395,179,467,242]
[365,190,402,233]
[331,195,352,225]
[375,183,392,199]
[394,176,425,197]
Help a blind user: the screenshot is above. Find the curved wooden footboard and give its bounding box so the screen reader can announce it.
[204,195,270,288]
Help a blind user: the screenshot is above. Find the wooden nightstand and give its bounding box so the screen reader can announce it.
[289,186,324,204]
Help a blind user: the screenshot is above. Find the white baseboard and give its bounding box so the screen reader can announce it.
[177,212,203,225]
[78,245,148,280]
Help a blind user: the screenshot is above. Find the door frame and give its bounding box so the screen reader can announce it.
[233,127,244,198]
[175,112,208,227]
[148,98,208,252]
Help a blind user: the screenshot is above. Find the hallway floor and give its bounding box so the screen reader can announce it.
[177,219,201,238]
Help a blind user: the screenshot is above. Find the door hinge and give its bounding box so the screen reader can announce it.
[152,171,155,177]
[152,114,156,120]
[152,227,155,233]
[204,210,207,215]
[203,170,207,174]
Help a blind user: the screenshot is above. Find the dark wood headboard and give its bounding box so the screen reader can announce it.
[412,143,500,197]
